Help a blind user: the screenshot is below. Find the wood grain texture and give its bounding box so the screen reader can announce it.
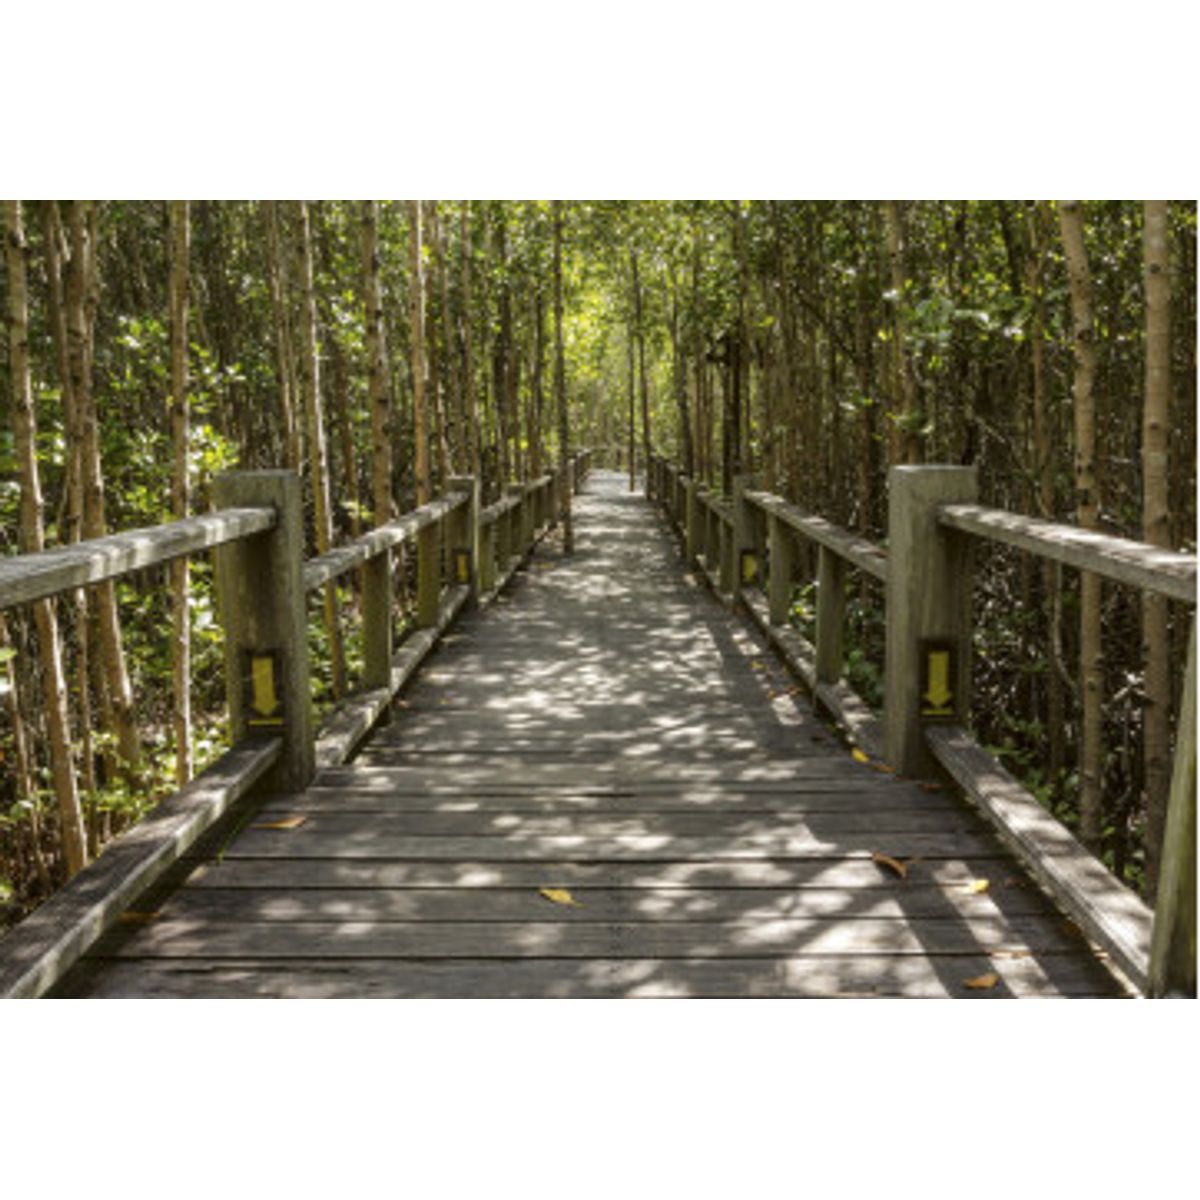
[0,507,275,612]
[939,502,1196,604]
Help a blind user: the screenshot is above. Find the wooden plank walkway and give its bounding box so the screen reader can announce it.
[55,471,1125,998]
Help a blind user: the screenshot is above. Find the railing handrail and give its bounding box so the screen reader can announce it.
[939,501,1196,604]
[0,507,277,612]
[303,491,468,593]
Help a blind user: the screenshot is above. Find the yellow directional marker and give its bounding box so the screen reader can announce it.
[249,654,283,726]
[921,648,954,717]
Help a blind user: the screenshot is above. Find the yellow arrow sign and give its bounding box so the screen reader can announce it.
[249,654,283,725]
[921,647,954,716]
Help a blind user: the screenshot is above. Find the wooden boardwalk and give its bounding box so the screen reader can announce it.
[56,471,1124,997]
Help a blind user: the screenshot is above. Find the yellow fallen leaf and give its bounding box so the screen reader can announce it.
[967,879,990,894]
[963,972,999,990]
[871,852,908,880]
[851,748,869,764]
[539,887,582,907]
[253,816,308,830]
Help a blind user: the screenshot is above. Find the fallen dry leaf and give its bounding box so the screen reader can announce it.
[253,816,308,830]
[966,879,991,895]
[851,748,870,764]
[963,972,999,990]
[918,782,943,793]
[119,910,161,924]
[871,852,908,880]
[539,887,582,907]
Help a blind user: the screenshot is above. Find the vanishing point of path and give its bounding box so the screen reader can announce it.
[57,471,1123,997]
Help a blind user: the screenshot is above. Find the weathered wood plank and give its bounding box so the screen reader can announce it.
[142,883,1058,924]
[93,912,1093,959]
[219,808,982,838]
[54,951,1120,999]
[939,502,1196,604]
[214,829,1008,861]
[175,854,1043,891]
[262,788,964,814]
[926,723,1153,992]
[0,507,275,611]
[0,739,280,999]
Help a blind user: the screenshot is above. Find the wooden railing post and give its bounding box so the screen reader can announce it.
[212,469,313,791]
[732,474,756,597]
[815,546,846,685]
[416,505,441,629]
[448,476,479,602]
[884,465,978,775]
[686,479,703,566]
[1149,617,1197,997]
[768,512,794,625]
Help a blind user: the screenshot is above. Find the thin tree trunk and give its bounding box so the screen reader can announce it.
[293,200,345,698]
[461,202,481,486]
[627,322,636,489]
[409,201,431,505]
[363,201,392,526]
[631,245,651,488]
[67,201,142,781]
[553,201,572,552]
[531,288,545,478]
[263,201,301,472]
[883,200,921,465]
[42,202,97,802]
[429,201,460,475]
[168,200,192,786]
[4,200,88,876]
[1142,199,1172,894]
[1059,199,1104,849]
[1028,201,1066,780]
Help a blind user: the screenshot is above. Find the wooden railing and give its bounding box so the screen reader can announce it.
[0,450,590,998]
[647,451,1196,998]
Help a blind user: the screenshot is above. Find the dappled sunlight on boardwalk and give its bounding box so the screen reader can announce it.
[57,471,1125,998]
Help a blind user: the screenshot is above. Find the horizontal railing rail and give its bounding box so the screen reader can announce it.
[0,507,277,611]
[939,503,1196,604]
[303,493,467,593]
[646,448,1196,998]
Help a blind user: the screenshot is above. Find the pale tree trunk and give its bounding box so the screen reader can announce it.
[330,338,360,540]
[627,324,636,489]
[425,202,452,490]
[1028,201,1066,781]
[263,201,301,472]
[668,273,694,478]
[461,202,481,485]
[1142,200,1172,894]
[168,200,192,786]
[293,200,345,698]
[363,201,392,525]
[67,200,142,781]
[553,201,572,551]
[429,201,460,475]
[883,200,921,465]
[4,199,88,876]
[631,245,651,490]
[1059,200,1104,849]
[530,289,545,478]
[42,202,97,802]
[409,201,431,504]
